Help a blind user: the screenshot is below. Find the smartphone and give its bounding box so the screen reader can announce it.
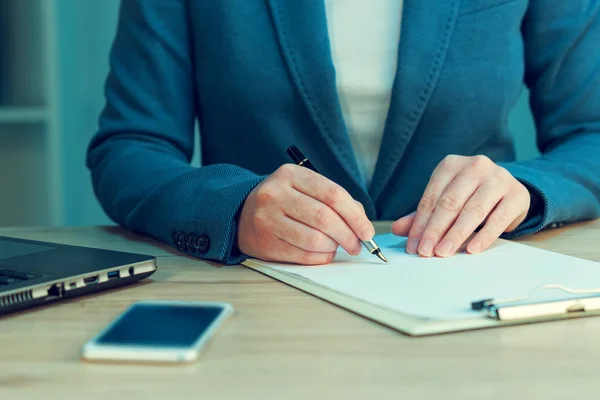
[81,300,233,363]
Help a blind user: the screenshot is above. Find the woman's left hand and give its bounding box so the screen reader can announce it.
[392,155,531,257]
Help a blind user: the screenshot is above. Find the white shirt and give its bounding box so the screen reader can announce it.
[324,0,403,187]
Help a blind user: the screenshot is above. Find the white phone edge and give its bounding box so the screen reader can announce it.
[80,300,234,363]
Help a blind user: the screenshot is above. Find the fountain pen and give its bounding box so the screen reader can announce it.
[286,145,388,263]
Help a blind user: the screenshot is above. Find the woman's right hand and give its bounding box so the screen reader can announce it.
[237,164,375,265]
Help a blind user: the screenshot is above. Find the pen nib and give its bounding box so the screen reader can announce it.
[374,250,388,263]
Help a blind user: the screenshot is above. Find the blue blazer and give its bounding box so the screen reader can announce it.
[87,0,600,264]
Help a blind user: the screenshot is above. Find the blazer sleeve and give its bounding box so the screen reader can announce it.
[86,0,264,264]
[499,2,600,238]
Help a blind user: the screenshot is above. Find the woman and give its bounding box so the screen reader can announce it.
[87,0,600,265]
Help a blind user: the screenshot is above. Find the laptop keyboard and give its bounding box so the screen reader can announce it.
[0,269,41,287]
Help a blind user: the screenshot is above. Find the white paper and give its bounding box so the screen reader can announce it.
[254,234,600,321]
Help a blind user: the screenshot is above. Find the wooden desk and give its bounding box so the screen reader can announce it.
[1,221,599,399]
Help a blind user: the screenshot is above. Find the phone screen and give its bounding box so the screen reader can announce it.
[95,302,226,348]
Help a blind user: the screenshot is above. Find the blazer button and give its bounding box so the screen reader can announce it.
[174,231,186,252]
[196,235,210,254]
[187,234,198,251]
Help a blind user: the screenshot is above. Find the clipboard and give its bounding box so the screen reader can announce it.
[471,284,600,321]
[242,234,600,336]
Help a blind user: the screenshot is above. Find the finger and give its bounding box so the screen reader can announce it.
[264,238,336,265]
[406,157,467,254]
[273,215,339,253]
[417,172,482,257]
[391,212,416,236]
[434,182,505,257]
[291,169,374,241]
[505,211,527,232]
[466,198,526,254]
[284,189,363,256]
[504,192,530,232]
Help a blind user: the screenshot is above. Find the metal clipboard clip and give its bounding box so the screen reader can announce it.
[471,284,600,321]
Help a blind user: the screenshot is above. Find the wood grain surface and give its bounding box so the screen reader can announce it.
[0,220,599,400]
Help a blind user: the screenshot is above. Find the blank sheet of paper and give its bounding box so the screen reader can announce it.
[255,234,600,321]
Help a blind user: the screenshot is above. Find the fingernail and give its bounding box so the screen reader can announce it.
[406,238,419,254]
[468,241,481,254]
[419,239,435,257]
[436,239,454,257]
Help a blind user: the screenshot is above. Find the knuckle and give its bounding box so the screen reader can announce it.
[438,194,461,212]
[423,227,445,240]
[254,184,276,206]
[441,154,460,168]
[471,155,492,170]
[314,206,331,227]
[324,184,345,206]
[490,211,510,226]
[448,223,472,240]
[418,194,438,213]
[446,229,468,244]
[463,201,487,220]
[274,163,297,180]
[279,163,297,175]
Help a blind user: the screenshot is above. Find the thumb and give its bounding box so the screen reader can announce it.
[391,212,416,236]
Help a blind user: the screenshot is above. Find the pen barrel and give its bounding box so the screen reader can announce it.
[286,145,318,172]
[299,158,316,171]
[362,239,378,254]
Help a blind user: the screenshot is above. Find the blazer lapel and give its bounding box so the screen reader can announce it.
[266,0,365,190]
[369,0,462,201]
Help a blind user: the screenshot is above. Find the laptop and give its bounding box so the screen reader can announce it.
[0,235,157,315]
